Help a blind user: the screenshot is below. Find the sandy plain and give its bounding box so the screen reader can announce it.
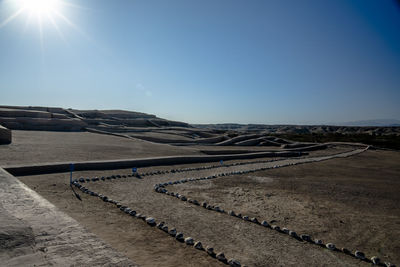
[0,130,201,167]
[2,107,399,267]
[17,145,399,266]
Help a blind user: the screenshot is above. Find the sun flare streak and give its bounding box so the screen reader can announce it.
[0,7,25,28]
[0,0,85,44]
[46,12,66,41]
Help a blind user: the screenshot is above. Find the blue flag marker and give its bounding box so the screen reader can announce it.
[69,163,74,184]
[132,167,137,173]
[220,160,223,165]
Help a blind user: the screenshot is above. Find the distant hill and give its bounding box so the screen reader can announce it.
[332,119,400,127]
[192,123,400,136]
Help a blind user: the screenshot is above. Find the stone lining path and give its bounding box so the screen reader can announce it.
[71,145,386,266]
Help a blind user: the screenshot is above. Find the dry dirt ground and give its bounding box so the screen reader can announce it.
[18,147,399,266]
[0,130,202,167]
[0,130,355,168]
[176,149,400,265]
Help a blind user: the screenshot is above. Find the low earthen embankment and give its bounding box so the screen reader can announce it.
[5,151,306,176]
[0,117,87,131]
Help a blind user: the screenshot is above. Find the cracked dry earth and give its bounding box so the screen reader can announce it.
[20,148,400,267]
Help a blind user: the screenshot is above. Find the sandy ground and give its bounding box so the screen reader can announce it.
[176,150,400,265]
[0,130,201,167]
[17,147,397,267]
[128,131,196,142]
[0,131,356,168]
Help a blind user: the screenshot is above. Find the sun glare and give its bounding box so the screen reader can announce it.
[18,0,62,17]
[0,0,84,46]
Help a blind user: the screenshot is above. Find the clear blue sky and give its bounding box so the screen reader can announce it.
[0,0,399,124]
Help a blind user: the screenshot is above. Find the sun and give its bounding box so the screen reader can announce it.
[0,0,84,44]
[0,0,68,29]
[17,0,62,17]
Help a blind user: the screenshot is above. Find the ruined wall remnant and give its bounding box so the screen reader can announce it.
[0,125,11,144]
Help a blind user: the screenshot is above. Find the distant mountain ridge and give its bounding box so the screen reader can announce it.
[192,123,400,136]
[193,119,400,128]
[332,119,400,127]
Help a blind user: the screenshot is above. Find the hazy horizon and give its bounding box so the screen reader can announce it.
[1,0,399,125]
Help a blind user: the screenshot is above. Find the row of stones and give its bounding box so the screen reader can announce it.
[154,146,370,192]
[74,173,142,184]
[73,157,294,184]
[75,146,366,185]
[153,154,394,267]
[139,157,290,176]
[70,180,244,267]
